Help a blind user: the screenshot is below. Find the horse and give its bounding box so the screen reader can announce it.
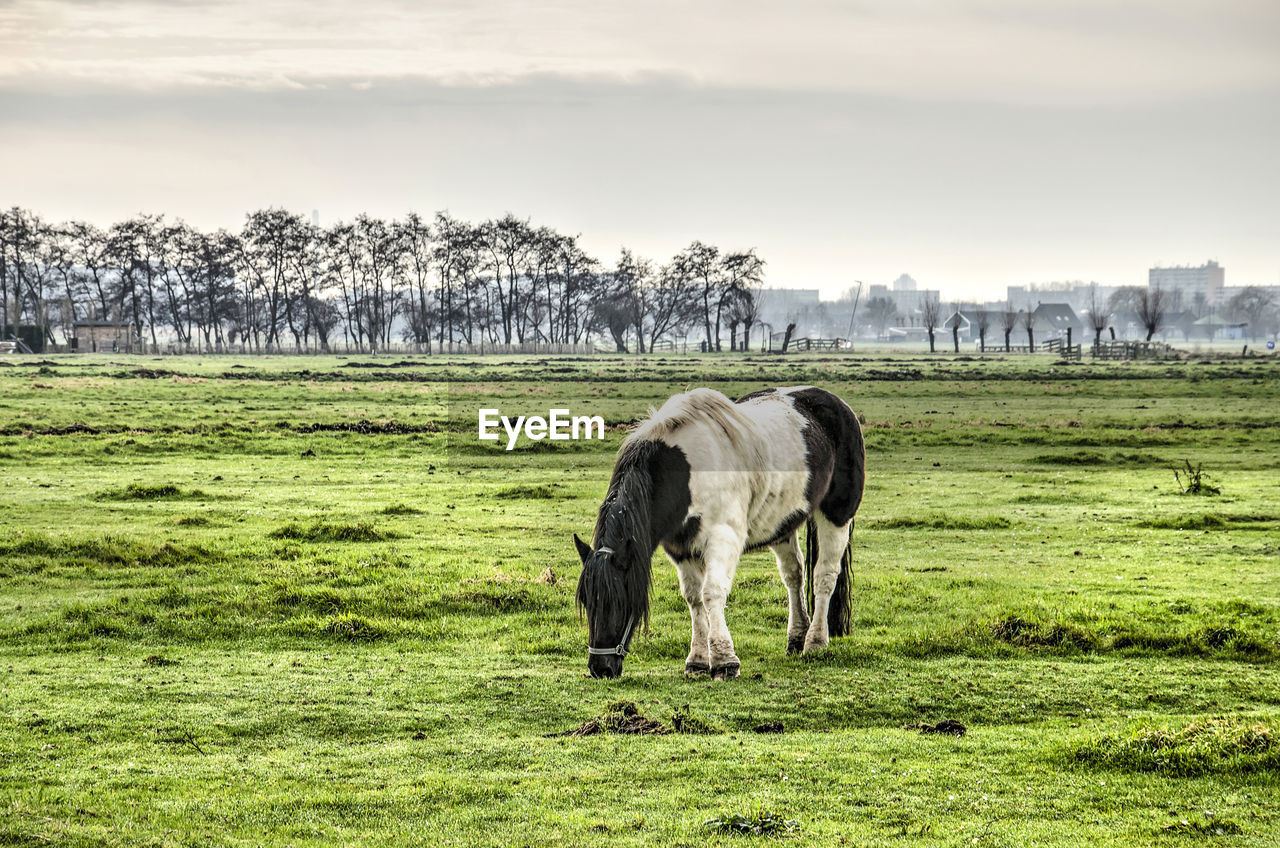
[574,386,865,679]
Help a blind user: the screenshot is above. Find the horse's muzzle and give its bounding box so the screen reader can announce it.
[588,654,622,679]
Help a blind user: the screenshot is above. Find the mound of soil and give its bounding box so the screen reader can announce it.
[905,718,967,737]
[752,721,785,734]
[906,717,962,737]
[551,701,671,737]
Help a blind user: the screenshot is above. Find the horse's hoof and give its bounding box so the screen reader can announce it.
[685,662,710,676]
[802,639,829,655]
[710,662,740,681]
[786,636,805,655]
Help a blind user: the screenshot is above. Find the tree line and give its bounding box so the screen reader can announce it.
[0,207,766,353]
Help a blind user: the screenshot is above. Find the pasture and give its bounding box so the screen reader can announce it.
[1,352,1278,846]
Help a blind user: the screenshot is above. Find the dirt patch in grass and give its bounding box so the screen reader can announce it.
[341,360,423,369]
[269,521,397,542]
[752,721,785,734]
[143,654,180,666]
[1032,451,1163,466]
[877,514,1012,531]
[1067,718,1278,777]
[905,718,967,737]
[552,701,671,737]
[288,419,439,435]
[494,484,558,499]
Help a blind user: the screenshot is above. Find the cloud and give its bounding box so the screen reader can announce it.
[3,0,1278,104]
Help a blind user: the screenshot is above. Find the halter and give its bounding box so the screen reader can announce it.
[588,614,635,658]
[586,547,635,657]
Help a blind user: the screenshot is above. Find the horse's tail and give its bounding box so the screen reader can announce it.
[805,517,852,637]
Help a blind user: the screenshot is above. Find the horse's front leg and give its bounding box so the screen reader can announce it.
[702,529,743,680]
[674,558,711,675]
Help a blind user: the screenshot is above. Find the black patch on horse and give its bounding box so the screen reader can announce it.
[788,387,865,526]
[662,513,701,561]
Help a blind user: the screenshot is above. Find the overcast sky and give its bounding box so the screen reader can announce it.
[3,0,1277,299]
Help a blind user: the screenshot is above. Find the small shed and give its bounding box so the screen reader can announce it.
[72,320,133,353]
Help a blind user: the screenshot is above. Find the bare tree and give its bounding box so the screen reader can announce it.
[720,249,765,351]
[396,213,435,351]
[999,303,1017,352]
[921,294,941,353]
[670,241,722,351]
[1086,282,1110,345]
[1021,304,1036,352]
[1136,286,1168,341]
[645,258,701,351]
[975,309,991,352]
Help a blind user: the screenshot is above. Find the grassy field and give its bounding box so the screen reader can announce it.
[1,351,1278,846]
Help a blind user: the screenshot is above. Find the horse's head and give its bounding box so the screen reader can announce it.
[574,533,641,679]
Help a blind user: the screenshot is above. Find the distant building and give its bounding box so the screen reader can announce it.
[1031,303,1084,340]
[1149,261,1224,310]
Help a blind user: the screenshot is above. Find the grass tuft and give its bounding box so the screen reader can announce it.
[989,616,1097,651]
[378,503,422,515]
[876,514,1012,531]
[702,808,799,836]
[1067,718,1279,777]
[670,703,721,735]
[1135,513,1277,531]
[269,522,395,542]
[322,613,386,641]
[1162,816,1243,836]
[98,483,214,501]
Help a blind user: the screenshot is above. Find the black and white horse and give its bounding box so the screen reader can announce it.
[574,386,865,679]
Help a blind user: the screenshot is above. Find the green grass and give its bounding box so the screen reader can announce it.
[1,352,1278,846]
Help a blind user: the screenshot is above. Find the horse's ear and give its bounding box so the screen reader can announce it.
[573,534,593,564]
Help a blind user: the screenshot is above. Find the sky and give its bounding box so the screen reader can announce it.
[2,0,1278,300]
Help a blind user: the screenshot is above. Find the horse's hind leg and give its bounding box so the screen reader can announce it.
[770,532,809,654]
[804,516,852,653]
[674,558,711,675]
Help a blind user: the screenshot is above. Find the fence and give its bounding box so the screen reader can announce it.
[785,337,848,352]
[47,341,597,356]
[1091,340,1178,361]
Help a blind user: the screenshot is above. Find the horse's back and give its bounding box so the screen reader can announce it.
[737,386,865,526]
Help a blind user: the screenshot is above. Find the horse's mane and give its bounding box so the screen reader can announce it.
[630,388,763,466]
[581,438,664,629]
